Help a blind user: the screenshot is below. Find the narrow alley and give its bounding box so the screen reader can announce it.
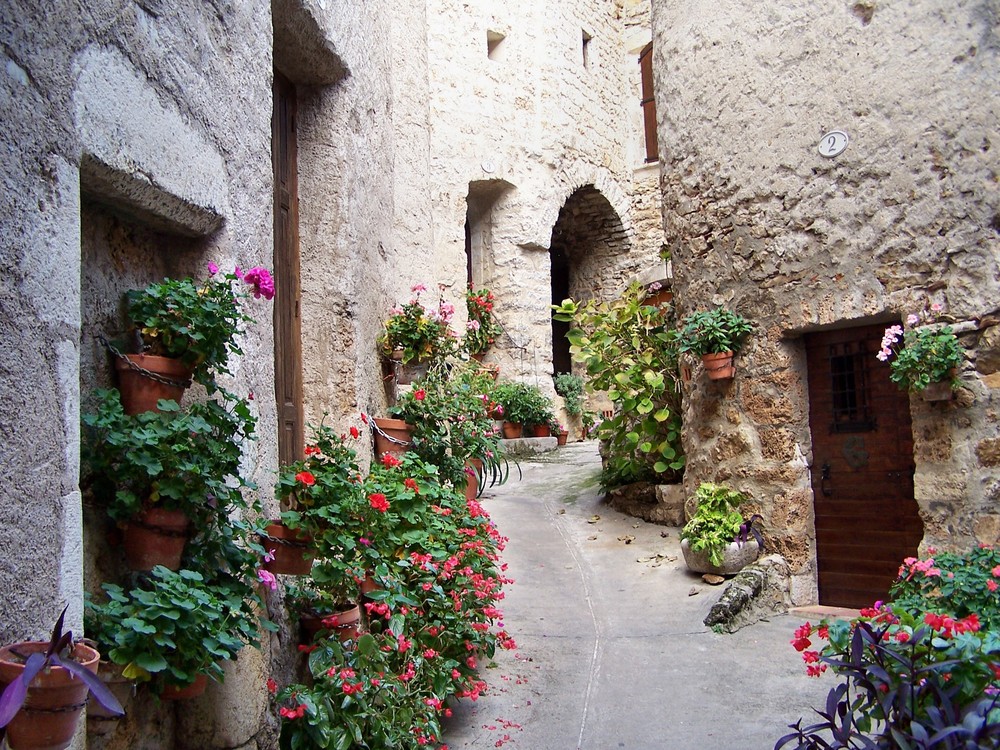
[442,442,829,750]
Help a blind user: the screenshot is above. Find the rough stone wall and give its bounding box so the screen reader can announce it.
[652,0,1000,603]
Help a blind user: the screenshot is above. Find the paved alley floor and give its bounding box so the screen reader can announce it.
[441,441,831,750]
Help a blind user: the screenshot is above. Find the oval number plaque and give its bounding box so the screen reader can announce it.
[818,130,849,158]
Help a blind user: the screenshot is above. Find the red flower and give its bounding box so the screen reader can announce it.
[404,477,419,493]
[381,453,402,468]
[349,426,360,439]
[279,704,307,719]
[267,677,278,694]
[360,412,369,425]
[304,445,321,456]
[369,492,390,512]
[414,389,426,401]
[295,471,315,486]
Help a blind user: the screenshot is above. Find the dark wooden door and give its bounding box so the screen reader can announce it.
[272,70,304,464]
[805,324,924,608]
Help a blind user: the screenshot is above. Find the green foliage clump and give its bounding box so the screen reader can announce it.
[677,307,753,356]
[491,380,554,428]
[552,281,683,487]
[680,483,759,567]
[553,372,586,416]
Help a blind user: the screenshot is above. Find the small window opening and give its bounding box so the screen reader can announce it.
[487,30,506,61]
[582,30,592,68]
[828,341,876,433]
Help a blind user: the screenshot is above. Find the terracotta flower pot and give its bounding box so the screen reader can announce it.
[86,661,133,736]
[0,640,99,750]
[531,424,551,438]
[501,421,522,439]
[464,458,484,502]
[114,354,193,415]
[300,604,362,645]
[123,506,190,571]
[557,430,569,446]
[260,522,314,576]
[373,417,413,456]
[159,672,207,701]
[702,351,736,380]
[920,379,954,402]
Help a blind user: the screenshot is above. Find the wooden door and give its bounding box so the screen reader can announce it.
[805,324,924,608]
[272,70,304,464]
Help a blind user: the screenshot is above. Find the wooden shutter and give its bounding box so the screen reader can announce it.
[639,43,658,163]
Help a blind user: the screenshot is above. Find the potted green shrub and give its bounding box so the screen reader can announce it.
[678,307,754,379]
[377,283,458,380]
[876,312,963,400]
[0,607,123,750]
[492,381,553,437]
[553,372,585,418]
[85,567,267,699]
[680,483,763,575]
[114,263,274,410]
[81,389,255,571]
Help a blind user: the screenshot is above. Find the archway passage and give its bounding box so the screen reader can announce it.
[549,185,629,372]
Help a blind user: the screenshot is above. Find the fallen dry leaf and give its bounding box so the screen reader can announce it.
[587,515,600,524]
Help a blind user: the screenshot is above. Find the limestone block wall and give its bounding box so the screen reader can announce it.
[652,0,1000,602]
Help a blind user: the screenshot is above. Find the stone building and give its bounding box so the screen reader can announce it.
[652,1,1000,607]
[0,0,661,747]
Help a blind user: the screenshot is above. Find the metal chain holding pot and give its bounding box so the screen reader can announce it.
[98,334,193,389]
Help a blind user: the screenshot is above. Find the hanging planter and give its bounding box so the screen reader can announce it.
[86,662,134,736]
[372,417,413,456]
[159,673,208,701]
[123,506,190,571]
[299,604,362,645]
[920,379,954,402]
[701,351,736,380]
[259,522,314,576]
[392,357,429,386]
[114,353,193,415]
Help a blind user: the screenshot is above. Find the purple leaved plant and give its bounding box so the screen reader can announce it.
[0,606,124,728]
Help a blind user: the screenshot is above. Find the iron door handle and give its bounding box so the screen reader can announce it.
[820,462,833,496]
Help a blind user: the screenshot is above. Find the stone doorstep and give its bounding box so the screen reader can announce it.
[789,604,861,621]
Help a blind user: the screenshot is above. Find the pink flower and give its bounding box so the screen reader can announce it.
[263,548,275,563]
[411,283,427,293]
[243,266,275,300]
[988,579,998,593]
[931,303,943,311]
[906,314,920,326]
[207,262,219,275]
[467,320,481,331]
[414,389,426,401]
[257,569,278,590]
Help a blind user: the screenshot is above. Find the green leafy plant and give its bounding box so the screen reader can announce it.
[780,604,1000,748]
[890,544,1000,632]
[123,264,274,389]
[490,380,554,428]
[552,282,683,487]
[877,310,963,393]
[81,388,255,526]
[377,283,458,364]
[464,285,503,356]
[553,372,586,416]
[85,567,267,692]
[680,483,762,567]
[388,365,506,489]
[677,306,753,356]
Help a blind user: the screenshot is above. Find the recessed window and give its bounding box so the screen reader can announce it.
[582,29,592,68]
[487,30,506,61]
[639,42,658,162]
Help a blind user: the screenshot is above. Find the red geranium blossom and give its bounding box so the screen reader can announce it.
[369,492,390,512]
[295,471,316,486]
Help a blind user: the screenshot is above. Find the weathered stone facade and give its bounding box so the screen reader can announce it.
[1,0,661,747]
[652,0,1000,604]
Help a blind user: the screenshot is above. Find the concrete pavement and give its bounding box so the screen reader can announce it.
[441,441,831,750]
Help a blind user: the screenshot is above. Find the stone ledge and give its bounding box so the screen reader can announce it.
[703,554,792,633]
[499,437,558,457]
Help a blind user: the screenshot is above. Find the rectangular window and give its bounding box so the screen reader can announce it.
[639,42,658,163]
[828,341,876,433]
[582,30,592,68]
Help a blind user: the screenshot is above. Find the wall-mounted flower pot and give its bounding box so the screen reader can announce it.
[372,417,413,456]
[260,522,314,576]
[300,604,362,645]
[464,458,484,502]
[114,354,192,415]
[501,421,522,439]
[123,506,190,571]
[0,640,100,750]
[86,661,134,736]
[702,351,736,380]
[388,352,428,386]
[920,380,954,402]
[680,538,760,576]
[159,673,208,701]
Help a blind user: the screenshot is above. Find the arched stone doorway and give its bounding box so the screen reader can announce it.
[549,185,629,373]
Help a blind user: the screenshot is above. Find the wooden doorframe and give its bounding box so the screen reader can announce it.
[272,69,304,465]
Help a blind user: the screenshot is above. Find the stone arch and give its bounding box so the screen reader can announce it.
[549,183,631,374]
